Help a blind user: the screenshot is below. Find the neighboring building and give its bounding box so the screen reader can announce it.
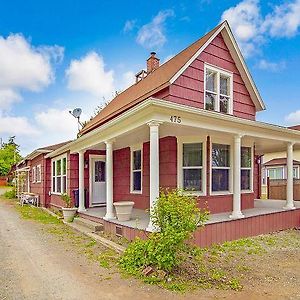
[20,21,300,246]
[16,141,71,206]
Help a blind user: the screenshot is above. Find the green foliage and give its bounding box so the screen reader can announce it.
[119,189,209,274]
[3,188,16,199]
[61,193,72,208]
[0,136,22,176]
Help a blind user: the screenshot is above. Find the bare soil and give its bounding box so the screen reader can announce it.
[0,198,299,300]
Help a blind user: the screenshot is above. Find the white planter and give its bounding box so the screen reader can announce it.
[113,201,134,221]
[62,207,77,222]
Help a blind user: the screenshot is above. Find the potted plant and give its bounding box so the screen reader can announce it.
[61,193,77,222]
[113,201,134,221]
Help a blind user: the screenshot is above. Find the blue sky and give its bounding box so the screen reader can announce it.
[0,0,300,154]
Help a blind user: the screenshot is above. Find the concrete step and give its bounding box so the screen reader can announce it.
[73,217,104,232]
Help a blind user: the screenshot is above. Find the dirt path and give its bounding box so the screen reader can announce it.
[0,199,299,300]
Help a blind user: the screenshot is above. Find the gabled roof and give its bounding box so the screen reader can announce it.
[20,140,72,163]
[80,21,265,135]
[263,158,300,167]
[289,125,300,131]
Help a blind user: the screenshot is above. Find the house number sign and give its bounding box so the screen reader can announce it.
[170,116,181,123]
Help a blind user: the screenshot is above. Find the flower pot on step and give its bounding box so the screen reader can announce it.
[113,201,134,221]
[62,207,77,222]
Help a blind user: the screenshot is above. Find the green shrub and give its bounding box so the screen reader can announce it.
[61,193,72,208]
[119,189,209,274]
[3,188,16,199]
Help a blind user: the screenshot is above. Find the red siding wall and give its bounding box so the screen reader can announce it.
[164,33,256,120]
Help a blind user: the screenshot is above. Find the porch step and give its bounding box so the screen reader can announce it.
[73,217,104,232]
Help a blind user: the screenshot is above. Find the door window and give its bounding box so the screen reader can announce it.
[95,161,105,182]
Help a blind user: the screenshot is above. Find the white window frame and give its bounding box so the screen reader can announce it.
[177,136,207,196]
[293,166,299,179]
[51,154,67,195]
[36,164,42,183]
[210,137,233,195]
[241,146,254,193]
[32,166,36,183]
[130,144,143,194]
[266,166,285,180]
[204,63,233,115]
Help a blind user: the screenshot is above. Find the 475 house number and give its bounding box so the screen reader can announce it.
[170,116,182,123]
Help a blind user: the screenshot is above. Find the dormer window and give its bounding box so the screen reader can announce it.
[204,64,233,114]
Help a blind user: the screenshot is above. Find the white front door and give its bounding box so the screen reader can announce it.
[90,157,106,206]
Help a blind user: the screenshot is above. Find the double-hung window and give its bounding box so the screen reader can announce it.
[182,143,203,191]
[131,148,142,193]
[52,156,67,194]
[36,165,42,183]
[212,143,230,192]
[205,65,232,114]
[241,147,252,190]
[32,166,36,183]
[267,167,284,180]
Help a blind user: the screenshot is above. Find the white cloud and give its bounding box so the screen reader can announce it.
[0,33,64,112]
[257,59,286,72]
[123,20,136,33]
[0,115,39,136]
[263,0,300,38]
[221,0,300,58]
[136,9,174,49]
[66,52,115,99]
[285,110,300,125]
[120,71,135,90]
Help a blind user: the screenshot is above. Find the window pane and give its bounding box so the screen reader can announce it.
[212,169,229,192]
[212,144,230,167]
[62,157,67,175]
[241,169,251,190]
[133,150,141,170]
[62,176,67,194]
[220,95,229,113]
[133,171,141,191]
[220,75,230,96]
[52,177,56,192]
[56,176,61,193]
[183,143,202,167]
[206,70,217,92]
[205,92,216,111]
[56,159,61,176]
[52,161,55,175]
[268,168,284,179]
[293,167,298,179]
[241,147,251,168]
[183,169,202,191]
[95,161,105,182]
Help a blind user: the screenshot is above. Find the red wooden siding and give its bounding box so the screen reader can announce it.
[165,33,256,120]
[79,208,300,247]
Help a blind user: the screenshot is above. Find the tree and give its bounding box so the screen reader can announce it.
[0,136,22,176]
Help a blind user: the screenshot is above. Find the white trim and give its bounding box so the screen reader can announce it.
[170,21,265,111]
[177,136,207,196]
[36,164,42,183]
[241,145,254,193]
[130,144,143,194]
[89,154,106,207]
[204,63,233,115]
[51,154,67,195]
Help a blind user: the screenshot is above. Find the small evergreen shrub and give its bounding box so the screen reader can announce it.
[119,189,209,274]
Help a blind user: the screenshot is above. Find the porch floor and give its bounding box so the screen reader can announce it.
[81,200,300,231]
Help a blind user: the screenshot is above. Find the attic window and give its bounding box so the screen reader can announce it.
[204,64,233,114]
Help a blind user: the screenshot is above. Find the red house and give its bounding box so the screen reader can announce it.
[23,21,300,246]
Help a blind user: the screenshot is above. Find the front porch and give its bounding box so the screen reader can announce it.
[78,199,300,247]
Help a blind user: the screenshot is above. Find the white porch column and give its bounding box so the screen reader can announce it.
[78,150,86,212]
[104,140,116,220]
[230,134,244,219]
[146,121,161,232]
[284,142,295,210]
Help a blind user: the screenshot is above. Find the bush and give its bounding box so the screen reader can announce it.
[61,193,72,208]
[119,189,209,274]
[3,188,16,199]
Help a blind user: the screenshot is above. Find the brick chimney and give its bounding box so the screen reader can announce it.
[147,52,160,74]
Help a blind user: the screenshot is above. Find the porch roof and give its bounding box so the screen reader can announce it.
[46,98,300,158]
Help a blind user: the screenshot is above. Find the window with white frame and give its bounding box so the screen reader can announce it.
[205,65,233,114]
[241,147,252,190]
[32,166,36,183]
[36,165,42,183]
[267,167,284,180]
[131,148,142,192]
[212,143,230,192]
[293,166,299,179]
[182,143,203,191]
[52,156,67,194]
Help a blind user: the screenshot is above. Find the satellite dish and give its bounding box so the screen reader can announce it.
[71,108,82,118]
